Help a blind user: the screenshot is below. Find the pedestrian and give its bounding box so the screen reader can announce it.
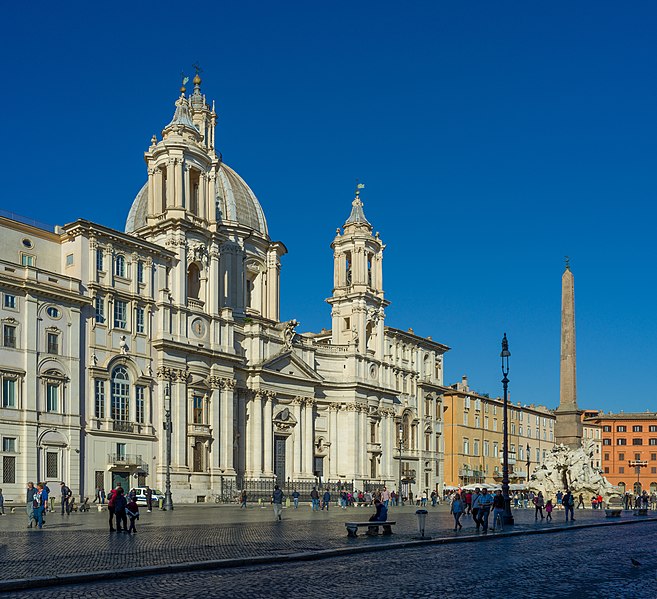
[60,482,72,515]
[272,485,284,521]
[100,488,106,504]
[310,486,320,511]
[556,490,563,510]
[430,490,437,507]
[367,498,390,535]
[464,490,472,515]
[33,483,48,529]
[126,496,140,533]
[93,487,100,504]
[563,489,575,522]
[577,493,585,509]
[0,488,4,515]
[421,490,428,507]
[145,486,153,512]
[591,495,598,510]
[597,494,603,510]
[107,485,121,532]
[478,488,494,532]
[44,482,53,513]
[471,487,482,530]
[545,499,554,521]
[381,486,390,508]
[292,489,300,509]
[114,488,128,532]
[26,482,37,528]
[240,489,247,509]
[534,491,545,520]
[491,490,505,531]
[450,492,464,531]
[322,488,331,511]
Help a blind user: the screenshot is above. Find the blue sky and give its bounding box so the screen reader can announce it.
[2,1,656,413]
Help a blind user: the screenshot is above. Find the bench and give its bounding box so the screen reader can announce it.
[345,521,396,537]
[605,509,622,518]
[3,499,16,514]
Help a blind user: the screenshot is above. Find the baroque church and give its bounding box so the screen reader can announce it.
[0,74,448,502]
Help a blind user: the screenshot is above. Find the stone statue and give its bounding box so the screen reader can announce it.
[529,438,619,503]
[119,335,129,355]
[283,319,299,350]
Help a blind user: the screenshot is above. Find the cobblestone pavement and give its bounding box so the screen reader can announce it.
[5,519,657,598]
[0,503,652,594]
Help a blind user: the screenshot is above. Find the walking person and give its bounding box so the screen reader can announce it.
[322,488,331,511]
[471,488,482,531]
[450,492,464,531]
[114,488,128,532]
[478,488,494,532]
[292,489,300,509]
[126,495,140,533]
[272,485,284,521]
[26,482,37,528]
[33,483,48,529]
[577,493,585,509]
[0,488,4,515]
[310,487,320,511]
[145,486,153,512]
[545,499,554,521]
[563,489,575,522]
[240,489,247,508]
[107,484,121,532]
[100,488,106,504]
[60,482,72,515]
[464,490,473,515]
[534,491,545,520]
[491,490,505,531]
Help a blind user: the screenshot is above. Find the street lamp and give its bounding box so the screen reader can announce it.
[526,442,531,487]
[398,422,404,507]
[500,333,514,525]
[163,383,174,511]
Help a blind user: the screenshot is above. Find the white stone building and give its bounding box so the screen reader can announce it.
[0,74,448,503]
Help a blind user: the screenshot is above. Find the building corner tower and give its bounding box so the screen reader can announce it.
[554,258,583,448]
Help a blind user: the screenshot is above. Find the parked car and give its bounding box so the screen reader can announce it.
[130,487,165,506]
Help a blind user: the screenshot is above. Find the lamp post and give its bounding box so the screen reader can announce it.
[500,333,514,525]
[526,442,531,487]
[163,383,174,511]
[398,422,404,507]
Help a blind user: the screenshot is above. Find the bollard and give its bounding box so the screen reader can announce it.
[415,509,430,539]
[158,497,164,510]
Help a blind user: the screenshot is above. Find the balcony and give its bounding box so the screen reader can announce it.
[188,423,212,437]
[187,298,205,311]
[367,442,382,454]
[500,452,517,465]
[113,420,135,433]
[107,453,149,474]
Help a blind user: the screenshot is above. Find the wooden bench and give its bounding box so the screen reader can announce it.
[345,521,396,537]
[605,509,622,518]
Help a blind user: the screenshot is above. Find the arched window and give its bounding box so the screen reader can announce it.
[402,412,412,448]
[115,255,126,278]
[187,264,201,299]
[111,366,130,422]
[345,252,352,286]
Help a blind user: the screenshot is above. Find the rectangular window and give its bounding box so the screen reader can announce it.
[46,451,58,478]
[96,248,104,272]
[136,386,145,424]
[116,443,126,459]
[2,455,16,483]
[473,439,480,456]
[3,294,16,309]
[21,254,35,267]
[483,440,490,456]
[94,379,105,419]
[511,423,516,435]
[604,467,609,474]
[635,453,641,461]
[2,437,16,452]
[652,453,657,461]
[493,418,498,432]
[474,415,480,428]
[492,405,497,415]
[95,297,105,323]
[519,425,523,436]
[192,395,203,424]
[604,453,609,461]
[536,448,540,463]
[493,442,499,458]
[633,425,643,433]
[66,254,74,266]
[650,439,657,446]
[484,416,489,429]
[632,438,643,445]
[650,426,657,433]
[603,438,611,445]
[617,426,626,432]
[136,307,145,333]
[47,332,59,355]
[463,412,468,426]
[137,261,144,283]
[619,466,625,474]
[115,255,126,278]
[114,300,127,329]
[617,438,626,446]
[603,425,611,432]
[463,439,469,455]
[2,378,16,408]
[652,467,657,474]
[3,324,16,348]
[619,453,625,461]
[46,383,59,412]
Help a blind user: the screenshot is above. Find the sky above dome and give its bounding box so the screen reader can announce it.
[2,1,656,413]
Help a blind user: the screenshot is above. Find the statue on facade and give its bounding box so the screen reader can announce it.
[283,319,299,349]
[119,335,129,355]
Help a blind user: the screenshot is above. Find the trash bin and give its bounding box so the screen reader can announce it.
[415,509,429,539]
[158,497,164,510]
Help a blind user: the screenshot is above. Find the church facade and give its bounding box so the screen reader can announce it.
[0,75,448,503]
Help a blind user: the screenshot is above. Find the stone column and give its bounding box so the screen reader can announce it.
[292,399,302,477]
[209,381,221,471]
[175,159,184,208]
[360,406,368,477]
[220,379,236,473]
[147,168,155,215]
[329,405,339,479]
[303,399,314,476]
[199,173,207,220]
[252,392,263,476]
[263,392,274,476]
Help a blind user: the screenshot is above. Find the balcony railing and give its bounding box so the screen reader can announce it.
[113,420,135,433]
[187,298,205,310]
[107,453,148,471]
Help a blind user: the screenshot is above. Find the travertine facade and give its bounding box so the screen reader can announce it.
[0,76,449,502]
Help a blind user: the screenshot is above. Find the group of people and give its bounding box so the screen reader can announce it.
[449,487,503,532]
[24,481,73,529]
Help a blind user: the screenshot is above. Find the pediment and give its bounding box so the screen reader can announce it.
[260,350,323,382]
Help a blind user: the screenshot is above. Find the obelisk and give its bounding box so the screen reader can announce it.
[554,258,583,448]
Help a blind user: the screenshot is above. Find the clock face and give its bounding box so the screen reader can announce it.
[191,318,206,337]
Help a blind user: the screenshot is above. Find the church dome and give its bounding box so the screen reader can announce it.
[125,162,268,236]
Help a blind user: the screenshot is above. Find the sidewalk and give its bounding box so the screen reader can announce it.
[0,503,653,592]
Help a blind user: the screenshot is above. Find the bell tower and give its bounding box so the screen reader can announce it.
[327,186,388,356]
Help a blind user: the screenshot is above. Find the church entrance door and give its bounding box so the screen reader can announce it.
[274,435,286,485]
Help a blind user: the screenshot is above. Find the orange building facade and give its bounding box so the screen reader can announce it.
[584,412,657,495]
